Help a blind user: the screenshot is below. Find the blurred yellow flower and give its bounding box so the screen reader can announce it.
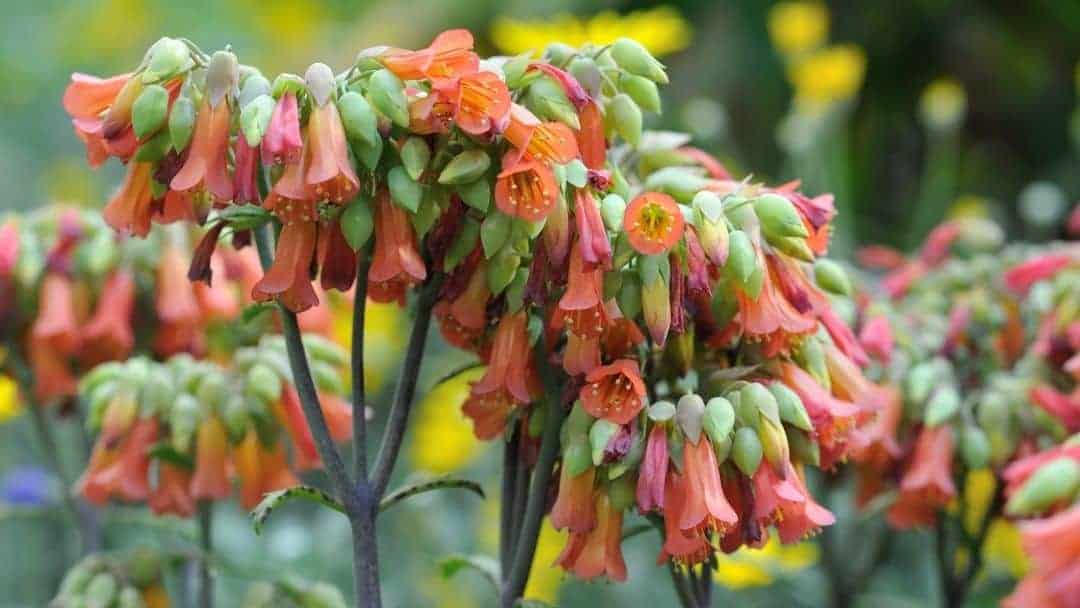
[787,44,866,107]
[0,375,20,423]
[714,536,819,589]
[491,7,691,58]
[920,78,967,133]
[962,468,996,536]
[768,2,829,57]
[982,518,1028,579]
[331,297,405,394]
[948,194,990,219]
[410,366,485,474]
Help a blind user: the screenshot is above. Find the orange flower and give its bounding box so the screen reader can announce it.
[78,417,158,504]
[191,417,231,500]
[555,494,627,582]
[679,438,738,532]
[382,29,479,85]
[253,200,320,313]
[736,251,817,356]
[887,425,956,529]
[551,465,597,533]
[494,151,558,221]
[463,312,539,439]
[63,72,139,166]
[553,242,608,339]
[576,101,606,171]
[1004,504,1080,608]
[149,463,196,518]
[103,162,156,237]
[318,216,358,293]
[306,102,360,203]
[753,460,835,543]
[852,385,903,472]
[657,472,711,564]
[579,359,646,425]
[624,192,685,255]
[454,70,511,135]
[503,104,579,165]
[777,362,859,469]
[154,245,202,356]
[434,256,490,350]
[368,190,427,304]
[31,273,81,355]
[276,387,320,470]
[81,269,136,365]
[63,72,131,120]
[171,98,234,203]
[234,431,299,510]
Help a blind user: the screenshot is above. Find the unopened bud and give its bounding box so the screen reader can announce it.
[340,197,374,252]
[924,385,960,427]
[676,394,706,444]
[647,400,676,422]
[240,94,276,147]
[367,69,410,127]
[741,382,781,426]
[85,572,118,607]
[1005,457,1080,516]
[567,56,603,98]
[132,84,169,140]
[724,230,755,285]
[170,394,201,453]
[526,76,580,130]
[617,271,642,319]
[770,235,814,262]
[206,50,239,108]
[589,419,621,466]
[338,91,378,146]
[694,192,729,265]
[771,382,812,431]
[609,93,643,147]
[620,73,662,113]
[788,428,821,467]
[600,194,627,231]
[814,259,851,296]
[732,426,763,476]
[959,425,991,470]
[755,193,808,239]
[246,363,283,405]
[168,94,196,151]
[610,38,669,84]
[304,62,335,107]
[238,73,271,107]
[640,255,671,347]
[142,37,193,84]
[796,338,830,390]
[703,397,735,445]
[439,149,490,185]
[401,137,430,181]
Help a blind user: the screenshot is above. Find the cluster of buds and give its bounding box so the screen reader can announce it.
[241,577,347,608]
[0,207,260,407]
[50,548,168,608]
[76,334,350,515]
[65,32,884,583]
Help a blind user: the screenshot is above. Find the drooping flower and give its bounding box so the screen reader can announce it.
[148,462,196,518]
[63,72,139,166]
[637,424,669,513]
[579,359,646,425]
[551,465,597,533]
[887,425,956,529]
[495,150,558,221]
[234,431,299,510]
[554,242,608,340]
[679,437,739,532]
[624,192,685,255]
[318,216,358,292]
[154,245,203,356]
[555,493,627,582]
[777,362,859,469]
[657,472,711,564]
[252,198,320,313]
[233,137,261,205]
[574,189,612,268]
[306,101,360,203]
[262,92,303,165]
[276,387,320,470]
[753,460,835,543]
[434,256,490,350]
[170,97,234,204]
[462,312,539,439]
[858,315,894,364]
[1002,503,1080,608]
[1003,253,1073,295]
[81,269,136,365]
[737,251,817,355]
[103,162,156,237]
[368,190,427,304]
[191,416,231,500]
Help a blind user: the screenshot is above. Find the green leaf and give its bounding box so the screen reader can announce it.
[481,212,512,258]
[379,476,485,513]
[147,442,194,469]
[564,159,588,188]
[340,197,374,251]
[388,166,423,213]
[241,302,276,324]
[218,204,272,231]
[457,179,491,212]
[438,554,499,591]
[250,485,345,535]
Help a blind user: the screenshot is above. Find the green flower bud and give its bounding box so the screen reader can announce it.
[487,246,520,295]
[617,271,642,319]
[240,94,276,147]
[168,95,196,151]
[644,167,712,203]
[648,400,677,422]
[304,62,336,107]
[600,194,627,231]
[206,50,239,108]
[84,572,118,607]
[1005,458,1080,516]
[170,394,201,453]
[481,212,512,259]
[703,397,736,445]
[589,419,621,466]
[741,382,781,426]
[758,415,791,474]
[814,259,852,296]
[132,130,171,162]
[299,582,348,608]
[238,73,271,107]
[271,73,306,98]
[788,429,820,467]
[367,69,410,127]
[732,426,763,476]
[526,76,580,129]
[340,196,375,251]
[924,385,960,427]
[724,230,756,285]
[222,397,249,442]
[400,137,430,181]
[906,360,941,406]
[125,547,162,587]
[770,383,812,431]
[676,394,706,444]
[439,150,491,185]
[543,42,576,66]
[140,366,176,417]
[568,56,603,97]
[118,586,146,608]
[57,557,102,597]
[246,363,283,405]
[755,193,808,239]
[338,91,378,146]
[563,436,592,477]
[620,73,662,113]
[132,84,170,140]
[770,235,814,262]
[960,425,991,470]
[383,166,420,213]
[609,93,643,147]
[143,37,193,83]
[977,391,1016,465]
[610,38,669,84]
[196,372,229,411]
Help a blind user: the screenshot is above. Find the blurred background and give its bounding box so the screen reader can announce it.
[1,0,1076,606]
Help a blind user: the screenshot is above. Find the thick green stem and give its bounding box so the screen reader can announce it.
[352,254,371,479]
[499,428,520,577]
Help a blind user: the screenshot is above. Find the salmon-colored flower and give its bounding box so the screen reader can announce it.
[31,273,81,355]
[1001,444,1080,502]
[753,460,835,543]
[233,137,261,204]
[503,104,579,165]
[368,189,427,304]
[778,362,859,469]
[1003,253,1073,295]
[253,198,320,313]
[318,216,358,293]
[262,92,303,165]
[624,192,684,255]
[679,437,739,532]
[306,102,360,203]
[463,312,539,439]
[154,245,202,356]
[1002,503,1080,608]
[737,252,817,355]
[494,151,558,221]
[191,416,231,500]
[63,72,139,166]
[637,425,669,513]
[63,72,131,120]
[234,431,299,510]
[148,463,196,518]
[78,417,158,504]
[434,256,489,350]
[551,465,597,533]
[852,385,903,472]
[887,425,956,529]
[657,472,712,564]
[555,494,627,582]
[81,270,136,365]
[454,70,511,135]
[103,162,156,237]
[382,29,479,85]
[171,98,234,203]
[858,315,894,364]
[579,359,646,425]
[554,242,608,340]
[275,387,320,470]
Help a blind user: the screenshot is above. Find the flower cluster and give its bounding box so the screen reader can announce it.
[65,31,884,584]
[76,334,350,515]
[51,548,169,608]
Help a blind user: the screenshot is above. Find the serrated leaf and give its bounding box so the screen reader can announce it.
[250,485,345,535]
[379,476,485,512]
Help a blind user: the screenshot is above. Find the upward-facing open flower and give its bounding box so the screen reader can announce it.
[495,150,557,221]
[579,359,646,425]
[887,425,956,529]
[624,192,684,255]
[234,430,299,510]
[103,162,156,237]
[191,416,230,500]
[504,104,579,165]
[551,465,597,533]
[306,101,360,203]
[382,29,479,85]
[368,189,427,304]
[555,493,627,582]
[81,269,136,365]
[262,92,303,165]
[462,312,539,438]
[171,97,234,204]
[454,70,511,135]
